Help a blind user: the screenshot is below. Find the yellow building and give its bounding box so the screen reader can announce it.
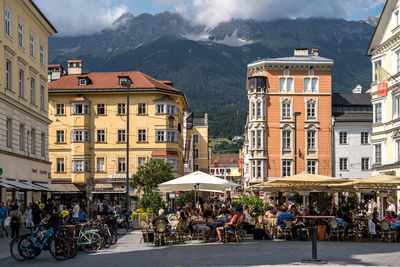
[367,0,400,176]
[0,0,56,202]
[48,61,188,197]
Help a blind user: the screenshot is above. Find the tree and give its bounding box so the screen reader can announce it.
[130,159,174,211]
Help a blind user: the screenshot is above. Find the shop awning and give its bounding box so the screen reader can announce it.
[33,183,68,192]
[0,181,15,189]
[20,182,50,191]
[0,179,40,190]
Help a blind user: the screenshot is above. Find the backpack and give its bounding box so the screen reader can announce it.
[11,211,20,224]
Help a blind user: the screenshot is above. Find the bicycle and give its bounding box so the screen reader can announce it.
[113,213,130,235]
[10,225,70,261]
[74,222,102,253]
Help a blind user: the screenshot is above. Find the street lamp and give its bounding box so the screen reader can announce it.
[120,76,132,212]
[293,112,301,175]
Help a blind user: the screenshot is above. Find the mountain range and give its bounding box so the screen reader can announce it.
[48,12,376,138]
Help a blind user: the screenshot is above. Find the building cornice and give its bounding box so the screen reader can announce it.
[0,150,51,165]
[372,30,400,57]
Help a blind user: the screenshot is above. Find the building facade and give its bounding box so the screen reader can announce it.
[0,0,56,202]
[332,87,373,179]
[246,48,333,184]
[210,153,241,184]
[367,0,400,176]
[48,61,188,197]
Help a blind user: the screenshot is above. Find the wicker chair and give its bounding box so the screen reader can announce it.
[380,220,397,243]
[154,220,170,246]
[140,221,154,244]
[224,216,243,243]
[282,220,294,240]
[264,218,277,239]
[328,219,345,241]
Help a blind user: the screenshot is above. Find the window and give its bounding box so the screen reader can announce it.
[118,158,126,172]
[41,133,45,156]
[282,100,291,118]
[19,124,25,151]
[30,33,35,58]
[138,157,146,167]
[193,134,199,143]
[361,158,370,171]
[339,132,348,145]
[393,9,400,29]
[156,103,165,114]
[6,118,12,148]
[118,130,126,142]
[395,95,400,118]
[307,160,317,174]
[374,103,382,123]
[252,161,256,178]
[194,148,199,159]
[6,60,12,90]
[282,160,291,177]
[97,104,105,115]
[168,116,174,128]
[155,103,178,115]
[39,44,44,66]
[251,130,256,149]
[194,164,199,171]
[279,77,294,92]
[72,103,89,114]
[97,130,105,142]
[56,158,65,173]
[256,160,262,178]
[307,101,316,119]
[256,102,261,117]
[396,140,400,162]
[56,130,65,143]
[31,129,36,154]
[375,144,382,165]
[56,104,64,115]
[155,130,177,142]
[30,78,35,104]
[256,130,262,148]
[40,85,45,110]
[373,60,382,82]
[307,131,316,149]
[117,103,125,114]
[167,104,177,115]
[138,129,147,142]
[72,130,90,142]
[19,70,25,97]
[138,103,146,114]
[339,158,348,171]
[97,158,105,172]
[155,158,178,172]
[79,78,87,86]
[396,50,400,74]
[5,6,11,37]
[304,78,311,92]
[311,78,318,92]
[18,22,24,48]
[72,159,90,172]
[282,130,291,149]
[361,132,369,144]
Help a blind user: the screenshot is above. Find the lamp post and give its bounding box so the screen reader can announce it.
[120,76,132,211]
[293,112,301,174]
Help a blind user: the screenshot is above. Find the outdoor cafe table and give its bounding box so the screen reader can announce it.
[296,215,335,264]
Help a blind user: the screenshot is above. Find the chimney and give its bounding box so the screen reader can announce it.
[294,48,308,56]
[67,60,82,75]
[352,84,362,94]
[205,113,208,126]
[311,48,319,56]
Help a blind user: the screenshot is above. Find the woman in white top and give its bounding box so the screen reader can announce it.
[24,205,33,228]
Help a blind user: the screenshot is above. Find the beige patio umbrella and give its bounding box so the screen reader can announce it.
[329,175,400,190]
[267,173,347,188]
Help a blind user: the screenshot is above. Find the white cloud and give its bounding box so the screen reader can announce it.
[35,0,128,36]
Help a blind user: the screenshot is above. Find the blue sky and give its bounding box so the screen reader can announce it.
[35,0,386,36]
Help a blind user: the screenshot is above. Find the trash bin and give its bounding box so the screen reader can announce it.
[318,225,327,241]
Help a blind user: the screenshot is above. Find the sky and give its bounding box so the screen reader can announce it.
[35,0,386,36]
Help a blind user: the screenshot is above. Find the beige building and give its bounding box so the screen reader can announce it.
[48,61,188,199]
[0,0,56,202]
[367,0,400,176]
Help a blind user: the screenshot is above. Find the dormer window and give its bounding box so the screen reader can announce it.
[79,78,87,86]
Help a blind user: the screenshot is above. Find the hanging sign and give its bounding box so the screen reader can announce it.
[377,83,388,96]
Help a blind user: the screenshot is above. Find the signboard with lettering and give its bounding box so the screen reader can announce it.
[186,113,193,130]
[377,82,388,96]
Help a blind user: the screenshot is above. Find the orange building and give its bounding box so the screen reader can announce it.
[246,48,333,184]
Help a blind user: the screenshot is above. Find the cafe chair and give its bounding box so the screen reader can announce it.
[140,221,154,244]
[328,219,344,241]
[380,220,397,243]
[154,220,170,246]
[282,220,294,240]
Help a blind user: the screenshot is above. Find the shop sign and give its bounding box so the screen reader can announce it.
[377,83,388,96]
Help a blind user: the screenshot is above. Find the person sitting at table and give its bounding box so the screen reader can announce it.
[276,206,295,229]
[264,206,275,219]
[203,204,214,220]
[216,208,238,243]
[385,211,396,222]
[386,198,397,216]
[152,209,168,225]
[191,209,211,242]
[290,205,300,217]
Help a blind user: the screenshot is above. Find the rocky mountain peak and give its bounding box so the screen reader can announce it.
[364,16,379,27]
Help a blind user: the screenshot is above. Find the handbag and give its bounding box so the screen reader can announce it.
[5,216,11,227]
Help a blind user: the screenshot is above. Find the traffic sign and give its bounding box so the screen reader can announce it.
[0,168,2,175]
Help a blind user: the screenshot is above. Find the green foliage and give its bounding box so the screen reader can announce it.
[178,191,195,205]
[137,190,164,212]
[310,192,333,214]
[236,190,269,218]
[339,193,359,213]
[210,138,244,154]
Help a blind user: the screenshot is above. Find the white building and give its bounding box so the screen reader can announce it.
[332,87,373,179]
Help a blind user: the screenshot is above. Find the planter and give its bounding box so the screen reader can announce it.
[318,225,327,241]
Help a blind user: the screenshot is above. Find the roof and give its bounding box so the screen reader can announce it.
[211,154,239,167]
[366,0,391,55]
[48,64,62,68]
[332,93,372,106]
[334,112,373,122]
[49,71,182,94]
[151,150,179,157]
[28,0,57,33]
[249,55,333,67]
[193,117,206,127]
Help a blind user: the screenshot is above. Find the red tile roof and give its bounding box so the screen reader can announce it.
[211,153,239,167]
[151,150,179,157]
[48,71,181,93]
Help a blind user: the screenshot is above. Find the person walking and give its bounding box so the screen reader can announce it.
[71,200,80,223]
[0,201,8,238]
[32,203,43,227]
[24,204,33,228]
[9,205,23,240]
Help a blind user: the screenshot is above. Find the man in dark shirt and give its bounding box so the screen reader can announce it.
[152,209,168,225]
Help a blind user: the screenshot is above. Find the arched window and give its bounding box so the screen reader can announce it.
[168,116,175,128]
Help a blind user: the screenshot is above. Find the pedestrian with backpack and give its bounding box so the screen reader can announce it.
[0,201,8,238]
[9,205,22,240]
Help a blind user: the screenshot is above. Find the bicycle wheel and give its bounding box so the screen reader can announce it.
[49,237,70,261]
[10,238,29,261]
[67,237,78,259]
[11,236,38,261]
[80,232,102,253]
[116,221,129,235]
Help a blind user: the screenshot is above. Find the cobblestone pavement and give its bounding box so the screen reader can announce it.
[1,230,400,266]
